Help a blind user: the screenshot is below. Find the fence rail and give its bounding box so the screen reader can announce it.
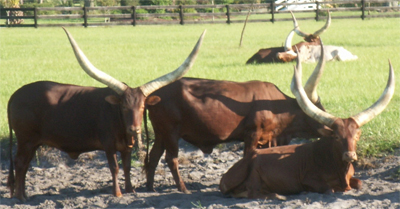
[0,0,399,27]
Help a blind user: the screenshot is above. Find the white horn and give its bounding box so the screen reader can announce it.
[140,30,206,97]
[63,27,127,95]
[291,46,337,128]
[313,11,331,37]
[304,39,326,103]
[284,29,296,52]
[291,11,310,38]
[351,61,395,127]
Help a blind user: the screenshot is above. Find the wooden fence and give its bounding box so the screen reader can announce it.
[0,0,399,27]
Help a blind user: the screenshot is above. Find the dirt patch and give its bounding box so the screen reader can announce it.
[1,141,399,208]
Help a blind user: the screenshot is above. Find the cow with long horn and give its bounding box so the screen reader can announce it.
[220,43,394,199]
[144,33,344,194]
[7,28,205,201]
[277,18,358,63]
[246,11,330,64]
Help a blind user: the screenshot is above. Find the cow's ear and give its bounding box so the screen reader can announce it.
[105,95,121,105]
[318,128,334,137]
[146,96,161,106]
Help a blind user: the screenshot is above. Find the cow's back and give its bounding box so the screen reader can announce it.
[246,47,285,64]
[8,81,120,153]
[148,77,294,153]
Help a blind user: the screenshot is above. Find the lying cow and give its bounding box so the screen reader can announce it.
[220,138,362,199]
[246,11,330,64]
[220,47,395,199]
[7,28,205,201]
[276,27,358,63]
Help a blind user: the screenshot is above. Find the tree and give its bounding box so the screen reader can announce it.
[5,0,24,25]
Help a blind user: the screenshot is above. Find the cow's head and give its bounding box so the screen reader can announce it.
[63,28,205,148]
[277,11,331,61]
[291,42,395,163]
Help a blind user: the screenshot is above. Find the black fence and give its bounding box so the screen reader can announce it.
[1,0,399,27]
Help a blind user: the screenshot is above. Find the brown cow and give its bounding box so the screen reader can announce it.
[219,138,362,199]
[246,12,331,64]
[220,49,395,199]
[6,28,205,201]
[144,39,336,194]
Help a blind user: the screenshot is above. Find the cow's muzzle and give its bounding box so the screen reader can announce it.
[127,127,141,149]
[342,151,357,162]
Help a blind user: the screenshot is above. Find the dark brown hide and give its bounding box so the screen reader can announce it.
[6,28,205,202]
[246,40,321,64]
[7,81,144,201]
[144,77,328,193]
[219,137,362,199]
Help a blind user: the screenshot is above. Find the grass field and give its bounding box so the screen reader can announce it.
[0,17,399,157]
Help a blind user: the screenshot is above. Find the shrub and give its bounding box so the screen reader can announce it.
[21,2,60,15]
[135,8,148,20]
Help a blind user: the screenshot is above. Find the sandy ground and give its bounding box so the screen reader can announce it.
[1,141,400,209]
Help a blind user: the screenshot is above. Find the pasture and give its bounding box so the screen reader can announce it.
[1,16,400,209]
[1,17,399,157]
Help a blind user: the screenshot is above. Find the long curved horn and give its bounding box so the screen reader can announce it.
[291,48,337,128]
[284,29,296,52]
[351,61,395,127]
[291,11,310,37]
[63,27,128,95]
[313,11,331,37]
[291,11,331,38]
[140,30,206,97]
[303,39,326,103]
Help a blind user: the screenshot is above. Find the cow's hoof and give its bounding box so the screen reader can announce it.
[14,193,27,203]
[274,194,287,201]
[14,196,26,203]
[114,192,123,197]
[182,189,192,194]
[146,187,157,193]
[125,187,135,194]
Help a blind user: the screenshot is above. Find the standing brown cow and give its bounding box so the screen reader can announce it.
[144,38,338,194]
[7,28,205,201]
[220,46,395,199]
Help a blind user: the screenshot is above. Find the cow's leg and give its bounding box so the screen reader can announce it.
[246,168,286,200]
[13,141,38,202]
[145,136,165,192]
[243,130,261,155]
[165,148,190,194]
[120,150,134,193]
[105,151,122,197]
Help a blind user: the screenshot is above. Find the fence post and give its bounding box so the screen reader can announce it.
[34,7,38,28]
[226,5,231,24]
[271,1,275,23]
[83,7,88,28]
[132,6,136,26]
[361,0,365,20]
[179,5,184,25]
[315,1,320,21]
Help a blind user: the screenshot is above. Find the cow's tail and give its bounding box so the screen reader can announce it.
[142,107,150,174]
[219,149,256,195]
[6,100,15,197]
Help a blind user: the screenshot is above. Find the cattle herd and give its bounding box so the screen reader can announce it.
[5,12,395,203]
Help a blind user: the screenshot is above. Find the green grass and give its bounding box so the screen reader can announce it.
[1,17,399,158]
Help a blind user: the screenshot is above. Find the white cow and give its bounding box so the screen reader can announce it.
[297,44,358,63]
